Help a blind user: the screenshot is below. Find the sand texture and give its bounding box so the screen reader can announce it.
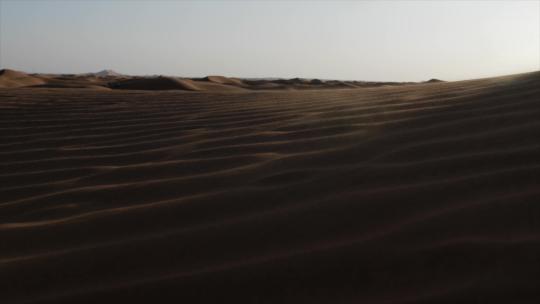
[1,71,539,303]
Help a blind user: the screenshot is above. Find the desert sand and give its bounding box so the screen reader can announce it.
[0,69,416,91]
[1,70,539,303]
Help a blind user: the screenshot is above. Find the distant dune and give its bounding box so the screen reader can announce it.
[202,75,246,86]
[0,69,45,88]
[1,71,539,303]
[108,76,202,91]
[0,69,425,91]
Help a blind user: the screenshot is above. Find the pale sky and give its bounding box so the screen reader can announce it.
[0,0,538,81]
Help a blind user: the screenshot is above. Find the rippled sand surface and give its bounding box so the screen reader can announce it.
[1,71,539,303]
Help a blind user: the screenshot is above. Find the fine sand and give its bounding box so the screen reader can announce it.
[1,71,539,303]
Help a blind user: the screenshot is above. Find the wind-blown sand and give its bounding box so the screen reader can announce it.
[1,71,539,303]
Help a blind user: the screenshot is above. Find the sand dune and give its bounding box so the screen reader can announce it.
[1,71,539,303]
[202,75,246,86]
[0,69,46,88]
[0,71,421,91]
[108,76,202,91]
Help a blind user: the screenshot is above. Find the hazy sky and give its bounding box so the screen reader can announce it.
[0,1,538,81]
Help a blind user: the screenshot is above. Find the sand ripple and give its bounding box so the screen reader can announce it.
[1,72,540,303]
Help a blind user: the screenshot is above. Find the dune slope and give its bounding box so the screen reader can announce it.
[109,76,202,91]
[0,69,46,88]
[0,71,539,303]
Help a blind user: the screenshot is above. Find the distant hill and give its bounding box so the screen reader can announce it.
[89,69,124,77]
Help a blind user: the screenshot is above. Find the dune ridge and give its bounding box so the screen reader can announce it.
[108,76,202,91]
[0,69,46,88]
[0,71,539,303]
[0,69,423,91]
